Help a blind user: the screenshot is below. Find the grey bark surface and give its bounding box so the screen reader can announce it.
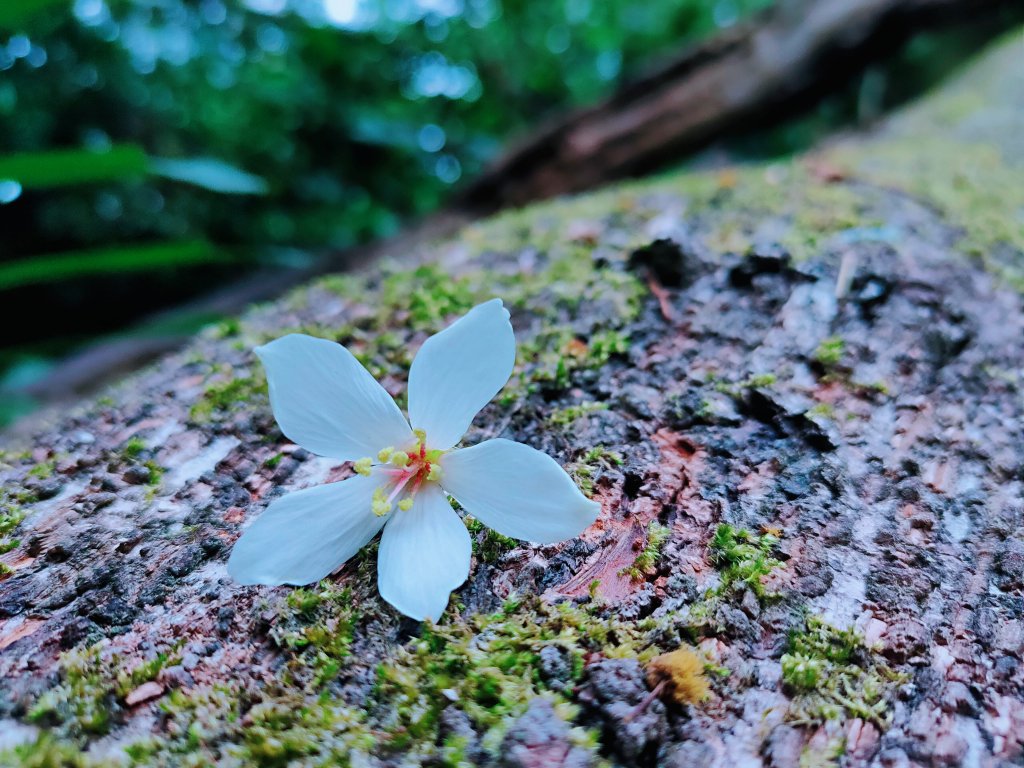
[1,31,1023,768]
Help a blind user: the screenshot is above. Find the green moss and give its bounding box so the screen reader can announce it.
[582,446,623,466]
[858,380,891,397]
[547,401,608,428]
[0,734,103,768]
[235,699,370,768]
[61,588,369,766]
[122,437,147,460]
[620,521,670,581]
[27,459,56,479]
[212,317,242,339]
[271,582,359,690]
[381,264,477,332]
[126,680,375,768]
[624,163,873,263]
[806,403,835,420]
[29,647,115,738]
[0,505,26,555]
[505,326,630,398]
[744,373,777,388]
[708,524,781,599]
[440,733,472,768]
[373,596,655,758]
[781,616,904,727]
[466,517,518,564]
[124,685,240,766]
[143,460,164,488]
[117,651,179,698]
[119,596,646,766]
[799,739,845,768]
[586,330,630,366]
[813,336,845,369]
[28,643,180,742]
[0,479,36,554]
[569,446,624,496]
[118,438,164,490]
[712,372,778,398]
[189,371,267,423]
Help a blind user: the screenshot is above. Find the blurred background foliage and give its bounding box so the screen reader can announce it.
[0,0,779,423]
[0,0,1013,425]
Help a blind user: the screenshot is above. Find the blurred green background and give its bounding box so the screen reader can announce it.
[0,0,1014,425]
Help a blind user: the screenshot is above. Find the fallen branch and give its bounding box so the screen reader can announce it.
[460,0,1021,209]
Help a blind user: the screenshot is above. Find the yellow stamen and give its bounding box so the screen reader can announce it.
[371,487,392,516]
[426,464,443,482]
[397,497,414,511]
[353,457,373,476]
[390,450,410,468]
[378,446,394,463]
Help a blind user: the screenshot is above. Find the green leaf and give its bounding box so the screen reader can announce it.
[0,0,69,29]
[149,157,269,195]
[0,145,148,189]
[0,240,226,291]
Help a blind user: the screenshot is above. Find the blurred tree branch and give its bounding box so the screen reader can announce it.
[460,0,1023,210]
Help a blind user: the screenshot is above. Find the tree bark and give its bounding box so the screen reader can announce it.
[1,31,1022,768]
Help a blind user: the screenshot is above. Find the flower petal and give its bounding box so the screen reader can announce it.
[441,438,600,544]
[407,299,515,450]
[228,475,387,585]
[377,484,471,621]
[256,334,413,460]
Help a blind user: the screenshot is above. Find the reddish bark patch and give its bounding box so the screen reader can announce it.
[547,519,646,602]
[548,430,709,602]
[0,618,44,650]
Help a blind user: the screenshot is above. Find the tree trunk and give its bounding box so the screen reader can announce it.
[1,31,1022,768]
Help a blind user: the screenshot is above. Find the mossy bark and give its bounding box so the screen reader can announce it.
[2,31,1023,768]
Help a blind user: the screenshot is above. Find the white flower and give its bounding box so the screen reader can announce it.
[228,299,600,621]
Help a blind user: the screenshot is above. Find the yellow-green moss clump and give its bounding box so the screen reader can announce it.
[0,455,42,578]
[0,499,29,557]
[708,524,782,599]
[373,597,658,758]
[568,445,623,497]
[28,643,180,741]
[781,615,904,727]
[107,595,663,767]
[465,516,519,564]
[188,368,268,423]
[2,734,107,768]
[620,521,670,581]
